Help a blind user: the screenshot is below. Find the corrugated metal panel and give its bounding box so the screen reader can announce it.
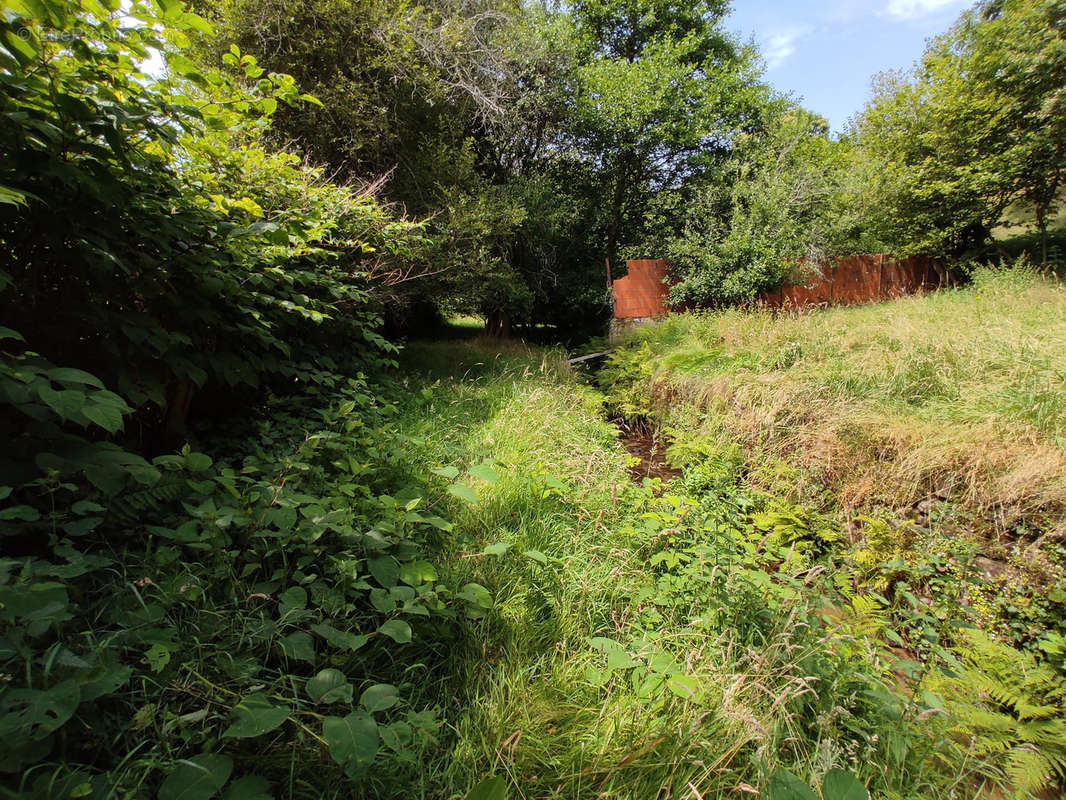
[611,256,947,319]
[612,259,670,319]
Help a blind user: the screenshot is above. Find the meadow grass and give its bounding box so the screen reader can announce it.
[386,339,975,800]
[606,267,1066,533]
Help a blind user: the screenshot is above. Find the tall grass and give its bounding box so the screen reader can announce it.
[605,268,1066,531]
[387,339,970,799]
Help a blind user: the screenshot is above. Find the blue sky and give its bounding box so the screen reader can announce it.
[726,0,972,133]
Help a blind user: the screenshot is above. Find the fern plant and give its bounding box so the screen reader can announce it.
[927,631,1066,798]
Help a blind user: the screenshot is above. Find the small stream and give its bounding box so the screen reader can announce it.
[574,350,681,487]
[613,417,681,485]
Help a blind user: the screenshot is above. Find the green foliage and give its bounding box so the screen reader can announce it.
[928,631,1066,798]
[663,105,859,306]
[600,282,1066,797]
[852,0,1066,263]
[764,768,870,800]
[0,371,465,793]
[0,0,453,794]
[0,0,424,445]
[201,0,775,332]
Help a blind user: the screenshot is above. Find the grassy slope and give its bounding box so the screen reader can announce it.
[593,269,1066,799]
[386,338,981,800]
[605,268,1066,531]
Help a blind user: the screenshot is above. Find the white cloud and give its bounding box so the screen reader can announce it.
[881,0,967,21]
[763,25,815,70]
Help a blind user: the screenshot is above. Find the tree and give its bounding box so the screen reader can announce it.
[660,104,856,306]
[853,0,1066,263]
[196,0,772,332]
[570,0,761,272]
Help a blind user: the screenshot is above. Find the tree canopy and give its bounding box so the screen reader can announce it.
[853,0,1066,263]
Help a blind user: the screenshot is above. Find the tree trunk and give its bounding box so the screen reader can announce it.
[1035,201,1049,266]
[163,379,195,447]
[605,150,634,271]
[484,308,510,338]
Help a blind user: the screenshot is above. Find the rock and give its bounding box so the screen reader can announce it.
[973,556,1008,580]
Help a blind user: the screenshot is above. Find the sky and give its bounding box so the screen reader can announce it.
[726,0,973,133]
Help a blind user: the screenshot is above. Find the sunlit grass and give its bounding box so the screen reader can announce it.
[388,339,969,800]
[610,267,1066,527]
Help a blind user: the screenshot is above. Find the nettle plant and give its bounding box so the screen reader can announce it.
[0,0,455,795]
[0,373,493,795]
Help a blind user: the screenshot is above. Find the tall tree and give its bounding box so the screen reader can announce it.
[660,104,856,306]
[853,0,1066,262]
[570,0,759,272]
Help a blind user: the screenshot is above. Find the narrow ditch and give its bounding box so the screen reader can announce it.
[612,416,681,486]
[573,351,682,488]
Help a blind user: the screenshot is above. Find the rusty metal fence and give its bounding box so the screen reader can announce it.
[611,256,949,319]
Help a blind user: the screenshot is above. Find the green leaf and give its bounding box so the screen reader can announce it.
[522,549,548,564]
[367,556,399,588]
[311,623,368,652]
[457,582,492,609]
[279,632,315,663]
[0,681,80,739]
[821,770,869,800]
[377,620,411,644]
[46,367,104,388]
[468,463,499,483]
[465,776,508,800]
[399,560,438,585]
[0,28,39,65]
[307,669,354,704]
[63,516,102,537]
[185,452,213,471]
[322,711,378,771]
[222,775,272,800]
[430,465,459,479]
[179,12,215,37]
[447,483,478,503]
[666,674,701,700]
[159,754,233,800]
[763,769,819,800]
[0,505,40,521]
[83,401,125,433]
[222,693,290,738]
[423,515,454,532]
[277,586,307,612]
[481,542,511,556]
[359,683,398,714]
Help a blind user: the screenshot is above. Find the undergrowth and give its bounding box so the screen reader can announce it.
[8,327,1064,798]
[598,267,1066,799]
[375,340,1008,798]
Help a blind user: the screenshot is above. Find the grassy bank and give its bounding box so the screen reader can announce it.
[11,320,1061,799]
[597,267,1066,799]
[603,266,1066,529]
[386,337,1019,799]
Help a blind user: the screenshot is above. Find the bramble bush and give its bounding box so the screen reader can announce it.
[0,0,472,795]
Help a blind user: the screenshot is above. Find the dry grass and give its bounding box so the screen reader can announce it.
[617,268,1066,530]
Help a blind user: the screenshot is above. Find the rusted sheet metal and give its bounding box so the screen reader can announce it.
[612,259,670,319]
[610,256,947,319]
[757,255,944,310]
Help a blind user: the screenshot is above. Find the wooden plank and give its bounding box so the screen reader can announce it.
[567,351,612,365]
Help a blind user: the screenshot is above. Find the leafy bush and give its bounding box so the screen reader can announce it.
[0,376,473,794]
[0,0,459,794]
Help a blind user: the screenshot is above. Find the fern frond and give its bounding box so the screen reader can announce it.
[1005,745,1054,795]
